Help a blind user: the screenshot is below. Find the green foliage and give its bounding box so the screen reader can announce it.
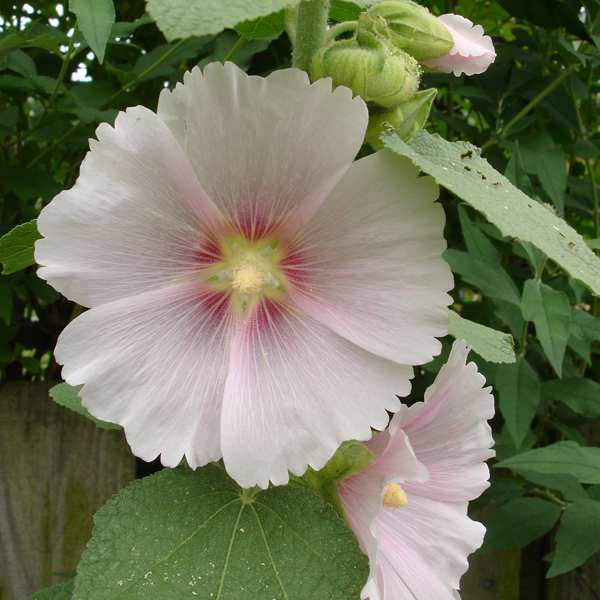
[496,441,600,484]
[447,309,515,363]
[73,464,369,600]
[25,579,74,600]
[478,497,562,553]
[384,131,600,296]
[0,220,41,274]
[69,0,115,63]
[146,0,302,41]
[521,280,571,376]
[548,499,600,577]
[496,356,541,448]
[234,10,286,40]
[49,383,121,430]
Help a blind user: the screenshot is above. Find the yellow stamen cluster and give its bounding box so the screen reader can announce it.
[230,260,266,295]
[383,483,408,509]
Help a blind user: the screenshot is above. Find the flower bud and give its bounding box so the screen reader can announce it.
[368,0,454,62]
[318,440,374,482]
[311,38,420,108]
[366,87,437,149]
[422,14,496,76]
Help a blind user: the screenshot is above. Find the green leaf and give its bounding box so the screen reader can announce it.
[330,0,364,21]
[479,497,562,553]
[571,307,600,342]
[73,464,369,600]
[504,140,535,198]
[447,309,515,363]
[383,131,600,296]
[0,31,64,59]
[0,220,42,275]
[25,579,75,600]
[496,356,541,448]
[146,0,303,41]
[49,383,121,430]
[0,166,63,201]
[444,249,521,305]
[234,10,285,39]
[522,280,571,377]
[69,0,116,63]
[542,378,600,419]
[496,441,600,484]
[547,500,600,577]
[458,205,502,265]
[518,133,567,215]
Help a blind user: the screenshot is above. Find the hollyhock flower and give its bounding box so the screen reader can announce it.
[422,14,496,77]
[34,62,453,489]
[339,340,495,599]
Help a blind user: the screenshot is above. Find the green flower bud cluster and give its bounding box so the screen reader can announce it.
[312,12,421,109]
[311,0,453,145]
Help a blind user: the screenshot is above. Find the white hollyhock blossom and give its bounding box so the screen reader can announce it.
[423,14,496,77]
[35,62,453,488]
[339,341,495,599]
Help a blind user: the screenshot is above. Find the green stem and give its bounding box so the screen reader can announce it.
[303,469,349,524]
[222,36,246,64]
[324,20,358,43]
[481,67,575,152]
[108,37,188,103]
[530,487,568,507]
[292,0,331,73]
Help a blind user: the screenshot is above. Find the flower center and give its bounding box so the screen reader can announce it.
[230,259,266,295]
[383,483,407,509]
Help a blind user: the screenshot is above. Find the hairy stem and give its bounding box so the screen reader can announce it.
[292,0,330,73]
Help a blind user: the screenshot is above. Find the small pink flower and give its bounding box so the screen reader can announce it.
[339,340,495,600]
[35,62,453,489]
[423,14,496,77]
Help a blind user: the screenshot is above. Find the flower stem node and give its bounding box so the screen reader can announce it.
[311,13,420,109]
[383,483,408,508]
[368,0,454,62]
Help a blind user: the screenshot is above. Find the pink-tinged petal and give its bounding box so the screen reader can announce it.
[220,294,412,488]
[339,429,429,600]
[423,14,496,77]
[55,283,238,468]
[157,62,368,239]
[376,495,486,596]
[283,151,453,367]
[393,340,495,502]
[35,106,224,308]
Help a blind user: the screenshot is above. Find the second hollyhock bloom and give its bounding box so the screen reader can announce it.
[35,62,453,488]
[423,14,496,76]
[339,341,495,600]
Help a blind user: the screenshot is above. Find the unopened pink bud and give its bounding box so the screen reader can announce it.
[422,14,496,76]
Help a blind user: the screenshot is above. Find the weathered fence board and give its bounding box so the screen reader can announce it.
[0,382,136,600]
